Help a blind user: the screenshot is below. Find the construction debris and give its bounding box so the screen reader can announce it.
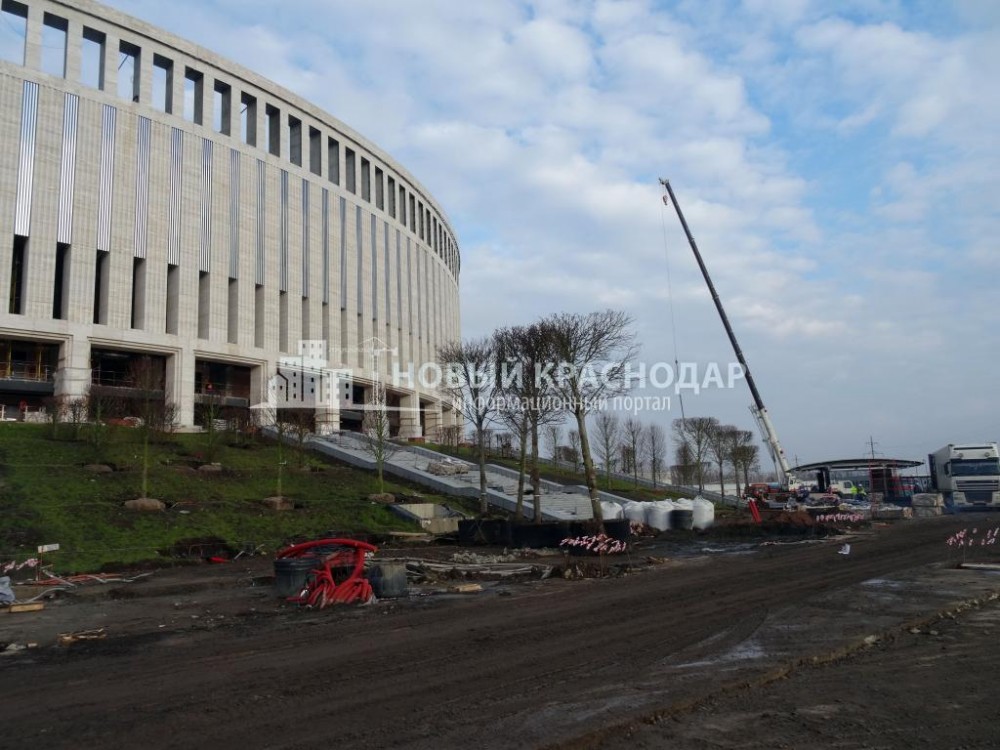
[6,602,45,613]
[401,559,553,583]
[449,583,483,594]
[426,459,469,476]
[57,628,107,646]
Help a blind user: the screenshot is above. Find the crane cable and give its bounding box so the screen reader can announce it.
[659,187,686,420]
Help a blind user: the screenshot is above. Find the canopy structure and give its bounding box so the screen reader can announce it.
[791,458,922,473]
[790,457,925,501]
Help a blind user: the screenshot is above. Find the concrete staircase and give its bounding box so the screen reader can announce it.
[309,433,638,521]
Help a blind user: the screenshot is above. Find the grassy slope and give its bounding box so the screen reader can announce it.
[0,424,455,573]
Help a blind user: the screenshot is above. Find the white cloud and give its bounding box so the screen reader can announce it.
[98,0,1000,463]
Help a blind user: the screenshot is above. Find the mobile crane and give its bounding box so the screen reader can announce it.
[660,178,793,489]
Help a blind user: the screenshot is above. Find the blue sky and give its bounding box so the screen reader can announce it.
[6,0,999,469]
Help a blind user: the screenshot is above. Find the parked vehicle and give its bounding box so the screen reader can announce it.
[928,443,1000,510]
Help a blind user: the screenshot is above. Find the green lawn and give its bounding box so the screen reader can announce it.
[0,424,449,573]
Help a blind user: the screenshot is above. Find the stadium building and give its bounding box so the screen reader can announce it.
[0,0,461,437]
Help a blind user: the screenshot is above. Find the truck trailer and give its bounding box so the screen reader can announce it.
[928,443,1000,510]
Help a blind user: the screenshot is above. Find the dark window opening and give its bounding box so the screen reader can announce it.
[214,80,231,135]
[152,53,173,113]
[9,236,26,315]
[53,243,69,319]
[93,249,109,324]
[288,115,302,166]
[241,92,257,146]
[118,40,140,103]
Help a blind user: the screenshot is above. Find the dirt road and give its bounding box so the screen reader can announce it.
[2,515,998,749]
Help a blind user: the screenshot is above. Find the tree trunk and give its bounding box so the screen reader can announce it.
[141,430,150,498]
[574,405,603,528]
[477,427,488,515]
[718,460,725,498]
[530,414,542,523]
[515,423,528,520]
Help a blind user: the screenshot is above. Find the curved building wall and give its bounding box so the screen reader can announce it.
[0,0,460,436]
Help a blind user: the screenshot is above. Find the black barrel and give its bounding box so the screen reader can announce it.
[602,518,632,541]
[273,557,318,597]
[367,563,408,598]
[672,509,694,531]
[511,522,571,548]
[458,519,512,546]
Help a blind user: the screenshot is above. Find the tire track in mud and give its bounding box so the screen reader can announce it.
[0,515,987,749]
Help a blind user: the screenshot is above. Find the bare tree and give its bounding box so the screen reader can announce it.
[494,323,562,523]
[730,430,759,497]
[671,440,695,485]
[497,395,531,519]
[643,423,667,488]
[127,356,172,500]
[438,337,499,515]
[592,411,621,490]
[708,423,739,498]
[543,310,638,524]
[226,405,259,448]
[287,409,314,469]
[544,423,562,466]
[621,416,644,487]
[66,395,88,442]
[362,382,396,494]
[567,429,581,473]
[672,416,718,491]
[198,390,226,463]
[440,424,461,450]
[42,395,65,440]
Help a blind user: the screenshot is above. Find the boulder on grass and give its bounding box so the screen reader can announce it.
[262,496,294,511]
[124,498,166,512]
[198,463,223,473]
[368,493,396,504]
[84,464,114,474]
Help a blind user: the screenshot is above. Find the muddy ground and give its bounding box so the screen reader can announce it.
[1,515,999,749]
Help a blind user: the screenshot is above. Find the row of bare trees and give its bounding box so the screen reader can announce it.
[585,413,669,489]
[672,417,761,497]
[439,309,638,524]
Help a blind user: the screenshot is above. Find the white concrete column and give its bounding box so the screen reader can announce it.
[314,406,340,436]
[100,32,119,96]
[166,347,195,426]
[397,392,421,439]
[201,72,215,132]
[170,61,185,118]
[65,18,83,83]
[24,3,42,71]
[54,334,91,401]
[137,45,153,107]
[423,399,442,443]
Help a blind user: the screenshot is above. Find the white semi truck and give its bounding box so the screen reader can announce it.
[928,443,1000,509]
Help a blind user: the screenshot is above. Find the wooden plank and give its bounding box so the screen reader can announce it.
[7,602,45,613]
[449,583,483,594]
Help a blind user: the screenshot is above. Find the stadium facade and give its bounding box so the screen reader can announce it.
[0,0,461,436]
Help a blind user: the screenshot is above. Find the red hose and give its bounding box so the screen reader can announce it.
[277,538,377,607]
